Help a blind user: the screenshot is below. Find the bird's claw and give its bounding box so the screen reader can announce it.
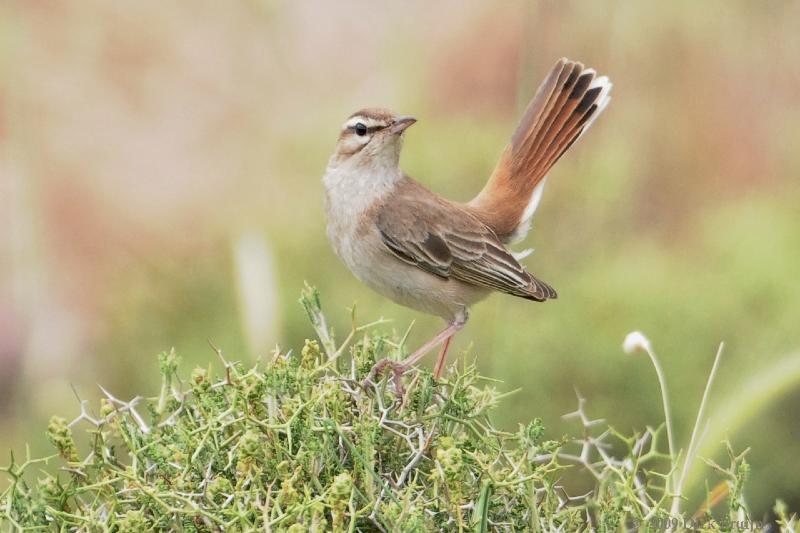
[362,359,409,398]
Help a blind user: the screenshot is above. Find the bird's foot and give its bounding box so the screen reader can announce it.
[362,358,410,397]
[361,316,467,397]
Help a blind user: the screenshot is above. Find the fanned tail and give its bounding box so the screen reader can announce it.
[468,58,612,243]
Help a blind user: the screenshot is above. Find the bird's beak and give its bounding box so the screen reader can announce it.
[390,116,417,134]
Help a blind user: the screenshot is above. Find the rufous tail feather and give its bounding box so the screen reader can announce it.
[468,58,612,243]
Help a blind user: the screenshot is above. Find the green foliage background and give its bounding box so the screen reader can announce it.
[5,292,792,531]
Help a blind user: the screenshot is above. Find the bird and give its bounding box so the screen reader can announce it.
[322,58,612,384]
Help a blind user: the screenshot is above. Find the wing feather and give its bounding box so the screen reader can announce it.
[376,180,556,302]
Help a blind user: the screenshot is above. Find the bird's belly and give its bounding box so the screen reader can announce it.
[365,264,490,321]
[329,223,489,321]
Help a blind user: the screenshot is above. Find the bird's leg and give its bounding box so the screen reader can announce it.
[399,320,463,368]
[433,335,454,380]
[364,312,467,393]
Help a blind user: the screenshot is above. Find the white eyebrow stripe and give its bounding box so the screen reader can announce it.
[343,116,388,130]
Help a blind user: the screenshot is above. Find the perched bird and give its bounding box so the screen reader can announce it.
[322,58,612,382]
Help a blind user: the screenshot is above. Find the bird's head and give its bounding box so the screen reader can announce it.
[330,108,416,169]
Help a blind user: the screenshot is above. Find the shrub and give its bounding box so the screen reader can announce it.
[1,287,795,531]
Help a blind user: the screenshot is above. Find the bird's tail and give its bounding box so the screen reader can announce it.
[468,58,612,243]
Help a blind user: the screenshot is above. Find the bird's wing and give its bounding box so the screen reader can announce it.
[375,181,556,301]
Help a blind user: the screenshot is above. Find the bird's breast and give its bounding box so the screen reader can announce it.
[322,166,396,259]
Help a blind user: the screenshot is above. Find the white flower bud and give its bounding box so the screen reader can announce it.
[623,331,652,355]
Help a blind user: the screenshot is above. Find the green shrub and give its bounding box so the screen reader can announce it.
[1,287,795,531]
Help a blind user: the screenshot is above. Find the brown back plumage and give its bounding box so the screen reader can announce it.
[468,58,612,243]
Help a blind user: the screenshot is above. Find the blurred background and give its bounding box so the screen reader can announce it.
[2,0,799,518]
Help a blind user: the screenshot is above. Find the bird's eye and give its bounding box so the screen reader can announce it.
[354,123,368,136]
